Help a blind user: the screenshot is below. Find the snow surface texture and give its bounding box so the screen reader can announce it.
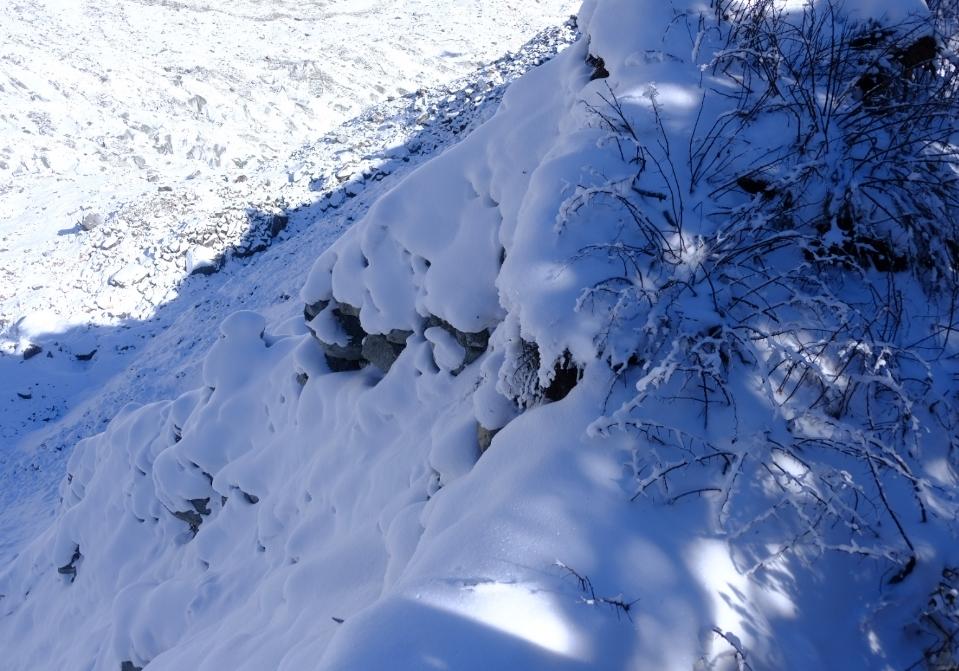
[3,1,959,670]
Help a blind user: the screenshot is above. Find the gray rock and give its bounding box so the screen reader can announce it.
[385,329,413,346]
[425,316,490,366]
[362,334,404,373]
[270,214,289,237]
[477,423,499,453]
[57,545,81,583]
[80,212,104,231]
[304,299,329,322]
[22,343,42,360]
[323,341,364,363]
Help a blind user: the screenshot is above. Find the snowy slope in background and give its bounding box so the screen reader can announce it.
[0,0,576,336]
[3,1,959,670]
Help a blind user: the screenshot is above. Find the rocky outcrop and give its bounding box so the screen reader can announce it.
[304,300,490,376]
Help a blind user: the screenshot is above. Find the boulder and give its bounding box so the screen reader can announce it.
[79,212,103,231]
[477,423,499,453]
[22,343,42,360]
[185,247,220,276]
[270,214,289,237]
[425,316,490,367]
[361,333,410,373]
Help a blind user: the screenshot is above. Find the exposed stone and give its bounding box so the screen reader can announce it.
[80,212,104,231]
[325,354,364,373]
[190,497,211,515]
[425,316,490,367]
[270,214,289,237]
[304,299,329,323]
[120,661,143,671]
[477,423,500,453]
[172,498,210,537]
[385,329,413,345]
[361,333,406,373]
[186,247,220,276]
[317,302,367,370]
[22,343,42,360]
[109,263,150,287]
[57,545,81,583]
[586,53,609,80]
[172,509,203,535]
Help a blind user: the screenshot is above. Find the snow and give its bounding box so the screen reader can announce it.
[3,1,959,670]
[0,7,578,563]
[0,0,577,335]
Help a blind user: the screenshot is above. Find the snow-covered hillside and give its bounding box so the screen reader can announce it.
[0,0,576,334]
[0,2,577,560]
[3,0,959,670]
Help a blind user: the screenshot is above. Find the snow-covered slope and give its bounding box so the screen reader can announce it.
[3,1,959,670]
[0,0,576,335]
[0,17,577,563]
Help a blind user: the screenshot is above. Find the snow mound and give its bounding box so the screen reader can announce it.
[3,1,959,670]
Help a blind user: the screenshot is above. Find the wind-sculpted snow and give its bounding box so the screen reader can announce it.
[3,1,959,669]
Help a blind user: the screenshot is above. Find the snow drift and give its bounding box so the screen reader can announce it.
[3,1,959,669]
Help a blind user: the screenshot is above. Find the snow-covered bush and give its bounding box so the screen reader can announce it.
[555,0,959,581]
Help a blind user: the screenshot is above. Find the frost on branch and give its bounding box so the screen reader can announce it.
[554,0,959,582]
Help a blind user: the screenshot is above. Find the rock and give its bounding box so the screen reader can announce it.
[304,299,329,322]
[57,545,81,583]
[361,334,406,373]
[16,390,31,400]
[425,326,466,372]
[336,302,361,318]
[98,234,120,250]
[22,343,42,360]
[120,662,143,671]
[317,303,366,370]
[75,349,97,362]
[270,214,289,237]
[157,185,173,192]
[185,247,220,276]
[79,212,104,231]
[385,329,413,345]
[172,509,203,536]
[328,190,346,208]
[425,316,490,367]
[586,53,609,80]
[477,423,499,453]
[109,264,150,288]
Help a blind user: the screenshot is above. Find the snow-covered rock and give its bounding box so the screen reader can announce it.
[184,247,219,277]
